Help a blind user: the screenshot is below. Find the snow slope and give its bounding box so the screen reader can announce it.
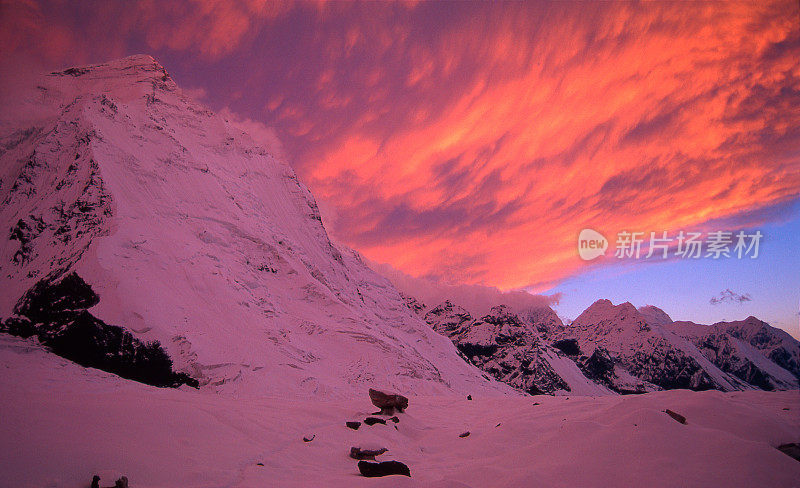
[0,55,512,398]
[1,335,798,488]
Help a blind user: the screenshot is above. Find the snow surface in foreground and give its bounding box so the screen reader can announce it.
[1,336,799,488]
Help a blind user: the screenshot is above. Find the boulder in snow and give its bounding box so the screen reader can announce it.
[358,460,411,477]
[368,388,408,414]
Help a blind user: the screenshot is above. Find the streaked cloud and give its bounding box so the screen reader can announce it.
[2,0,798,294]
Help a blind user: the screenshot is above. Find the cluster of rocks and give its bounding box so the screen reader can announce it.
[347,388,411,478]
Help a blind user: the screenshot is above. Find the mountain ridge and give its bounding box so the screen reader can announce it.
[407,295,799,395]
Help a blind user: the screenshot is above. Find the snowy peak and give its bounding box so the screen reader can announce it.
[572,299,652,338]
[47,55,177,101]
[423,300,474,337]
[0,55,513,398]
[522,305,564,336]
[562,299,752,392]
[638,305,673,328]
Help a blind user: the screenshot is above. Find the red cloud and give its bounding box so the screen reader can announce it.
[291,0,800,290]
[2,1,798,293]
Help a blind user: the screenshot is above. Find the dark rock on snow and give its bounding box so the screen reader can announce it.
[777,443,800,462]
[368,388,409,415]
[2,272,197,388]
[345,421,361,430]
[91,475,128,488]
[664,409,686,424]
[364,417,387,426]
[350,447,388,460]
[358,460,411,478]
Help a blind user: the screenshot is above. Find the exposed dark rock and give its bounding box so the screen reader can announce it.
[364,417,387,426]
[53,67,91,77]
[303,434,315,442]
[368,388,408,414]
[91,475,128,488]
[467,394,472,400]
[0,315,36,338]
[664,409,686,424]
[3,272,197,388]
[350,447,388,460]
[576,348,655,394]
[579,348,614,381]
[358,460,411,478]
[388,416,399,423]
[552,339,581,356]
[459,431,471,438]
[777,443,800,462]
[346,421,361,430]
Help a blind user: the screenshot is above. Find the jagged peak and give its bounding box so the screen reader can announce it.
[50,54,166,78]
[42,54,177,104]
[573,299,648,330]
[427,300,471,318]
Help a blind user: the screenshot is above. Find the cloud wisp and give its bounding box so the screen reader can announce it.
[710,289,753,306]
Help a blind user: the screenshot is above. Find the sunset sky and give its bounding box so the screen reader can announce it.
[2,0,798,334]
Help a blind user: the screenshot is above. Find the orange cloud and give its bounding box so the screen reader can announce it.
[2,1,798,294]
[293,0,800,290]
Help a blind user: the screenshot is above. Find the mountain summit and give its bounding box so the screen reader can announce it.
[0,55,510,397]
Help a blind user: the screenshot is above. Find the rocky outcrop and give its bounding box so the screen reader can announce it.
[1,272,197,388]
[715,317,800,379]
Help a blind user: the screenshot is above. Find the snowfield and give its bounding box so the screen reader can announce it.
[2,335,798,488]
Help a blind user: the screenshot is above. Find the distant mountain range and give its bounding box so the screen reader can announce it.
[407,296,799,395]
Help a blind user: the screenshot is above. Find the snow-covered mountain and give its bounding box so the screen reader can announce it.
[409,298,611,395]
[552,300,760,392]
[664,316,799,391]
[408,294,798,395]
[0,55,513,398]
